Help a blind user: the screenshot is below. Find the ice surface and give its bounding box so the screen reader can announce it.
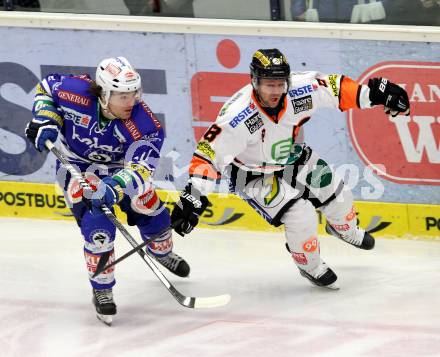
[1,218,440,357]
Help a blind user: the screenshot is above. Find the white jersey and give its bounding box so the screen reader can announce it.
[189,71,372,194]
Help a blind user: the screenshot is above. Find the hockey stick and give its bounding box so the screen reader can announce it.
[45,140,231,309]
[92,235,154,278]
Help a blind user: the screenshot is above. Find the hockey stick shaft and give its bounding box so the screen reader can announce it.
[45,141,138,253]
[45,140,169,272]
[92,235,155,278]
[46,140,231,309]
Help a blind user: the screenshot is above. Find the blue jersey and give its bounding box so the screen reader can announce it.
[33,73,164,189]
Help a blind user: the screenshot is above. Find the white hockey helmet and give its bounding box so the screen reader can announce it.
[95,56,142,108]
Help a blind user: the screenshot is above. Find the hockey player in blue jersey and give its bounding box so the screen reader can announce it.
[25,56,189,324]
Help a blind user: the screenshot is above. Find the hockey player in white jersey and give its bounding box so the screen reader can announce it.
[171,48,410,289]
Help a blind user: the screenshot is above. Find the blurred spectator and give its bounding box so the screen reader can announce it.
[386,0,440,26]
[292,0,357,23]
[1,0,40,11]
[291,0,392,24]
[123,0,151,15]
[124,0,194,17]
[39,0,129,15]
[291,0,440,26]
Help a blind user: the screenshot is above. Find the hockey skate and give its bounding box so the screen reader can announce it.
[92,288,117,326]
[298,262,339,290]
[325,223,375,250]
[285,244,339,290]
[151,252,190,278]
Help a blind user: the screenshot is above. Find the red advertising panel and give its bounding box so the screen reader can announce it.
[348,61,440,185]
[191,39,249,140]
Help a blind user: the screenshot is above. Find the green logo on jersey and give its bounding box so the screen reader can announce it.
[272,138,292,162]
[271,139,304,164]
[263,176,280,206]
[305,159,332,188]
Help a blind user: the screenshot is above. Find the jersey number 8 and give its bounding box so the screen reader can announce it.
[203,124,222,143]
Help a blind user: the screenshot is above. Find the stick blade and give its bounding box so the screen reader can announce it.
[193,294,231,309]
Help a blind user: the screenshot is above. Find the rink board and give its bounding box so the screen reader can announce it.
[0,181,438,239]
[0,25,439,206]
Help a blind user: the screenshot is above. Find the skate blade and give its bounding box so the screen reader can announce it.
[306,281,340,290]
[96,314,113,326]
[325,282,340,290]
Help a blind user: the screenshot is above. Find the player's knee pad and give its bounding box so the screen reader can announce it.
[137,206,173,257]
[85,248,116,290]
[282,200,321,273]
[147,229,173,257]
[80,210,116,290]
[80,210,116,254]
[320,188,357,235]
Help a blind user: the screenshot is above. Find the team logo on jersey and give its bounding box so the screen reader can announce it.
[142,131,161,143]
[71,127,123,154]
[86,150,113,163]
[244,113,264,134]
[263,175,280,206]
[288,84,315,97]
[292,95,313,114]
[62,107,92,128]
[197,140,216,160]
[91,230,111,246]
[229,104,256,128]
[328,74,339,97]
[269,140,306,166]
[271,138,293,163]
[123,118,142,140]
[34,100,51,111]
[52,81,62,93]
[305,159,332,188]
[250,175,286,209]
[140,102,161,129]
[58,90,91,107]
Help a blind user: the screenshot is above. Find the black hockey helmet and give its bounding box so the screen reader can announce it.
[250,49,290,83]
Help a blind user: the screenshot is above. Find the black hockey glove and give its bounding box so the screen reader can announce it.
[25,118,60,152]
[368,77,410,117]
[171,184,210,237]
